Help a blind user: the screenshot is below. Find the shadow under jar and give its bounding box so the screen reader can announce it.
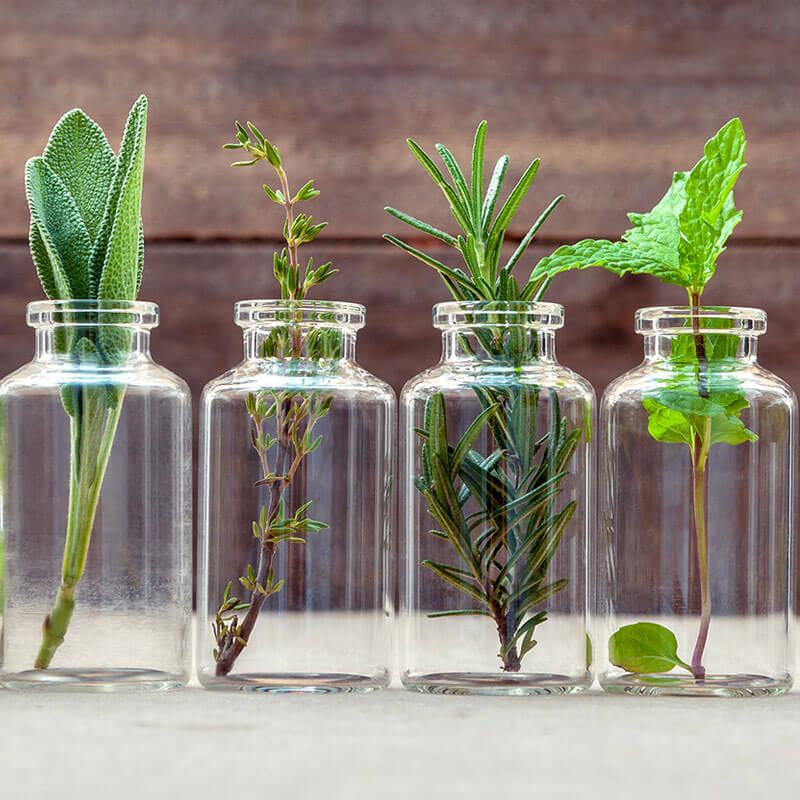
[0,301,192,691]
[598,306,796,697]
[197,300,395,692]
[400,301,594,695]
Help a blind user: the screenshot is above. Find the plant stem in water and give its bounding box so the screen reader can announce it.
[35,387,124,668]
[688,295,711,680]
[690,430,710,680]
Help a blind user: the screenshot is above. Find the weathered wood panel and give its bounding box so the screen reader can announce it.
[1,243,798,399]
[2,0,800,240]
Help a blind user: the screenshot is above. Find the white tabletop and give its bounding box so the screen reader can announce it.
[2,686,798,800]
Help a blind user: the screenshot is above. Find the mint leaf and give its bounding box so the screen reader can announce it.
[678,118,746,293]
[609,622,692,674]
[42,109,117,241]
[530,212,683,287]
[25,157,93,299]
[532,118,746,299]
[644,387,757,449]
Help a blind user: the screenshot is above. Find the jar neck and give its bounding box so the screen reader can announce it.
[644,333,758,363]
[35,326,152,363]
[442,327,557,365]
[243,326,357,362]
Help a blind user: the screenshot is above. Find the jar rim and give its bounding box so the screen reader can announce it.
[27,299,159,329]
[635,305,767,336]
[234,299,365,330]
[433,300,564,330]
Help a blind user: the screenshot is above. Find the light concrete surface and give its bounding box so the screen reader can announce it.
[1,687,798,800]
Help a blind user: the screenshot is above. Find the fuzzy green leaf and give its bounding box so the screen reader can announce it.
[91,94,148,299]
[25,157,93,299]
[42,108,116,241]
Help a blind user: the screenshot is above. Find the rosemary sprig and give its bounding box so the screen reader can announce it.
[213,123,338,676]
[385,123,582,671]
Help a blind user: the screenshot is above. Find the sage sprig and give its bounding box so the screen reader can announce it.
[532,119,749,679]
[26,96,148,668]
[385,123,582,671]
[213,123,337,676]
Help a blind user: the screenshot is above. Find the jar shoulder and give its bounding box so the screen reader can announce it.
[603,359,798,410]
[0,357,190,399]
[202,358,396,405]
[401,360,595,404]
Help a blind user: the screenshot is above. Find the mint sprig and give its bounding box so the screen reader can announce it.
[532,117,746,300]
[532,119,753,681]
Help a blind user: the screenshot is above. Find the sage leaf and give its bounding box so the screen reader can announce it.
[97,95,148,301]
[42,108,117,241]
[90,94,147,297]
[609,622,692,674]
[25,157,93,299]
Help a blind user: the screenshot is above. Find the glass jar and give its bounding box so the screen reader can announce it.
[400,301,594,695]
[0,300,192,691]
[598,306,796,697]
[196,300,395,692]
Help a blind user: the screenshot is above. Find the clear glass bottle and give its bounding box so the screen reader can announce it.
[400,301,594,695]
[598,306,795,697]
[197,300,395,692]
[0,300,192,691]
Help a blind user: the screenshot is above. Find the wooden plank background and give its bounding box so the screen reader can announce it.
[2,0,800,397]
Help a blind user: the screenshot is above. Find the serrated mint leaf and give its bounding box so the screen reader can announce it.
[533,119,746,299]
[642,398,694,446]
[609,622,691,674]
[644,382,758,449]
[43,108,116,241]
[678,118,746,292]
[532,213,683,286]
[25,157,92,299]
[90,94,148,298]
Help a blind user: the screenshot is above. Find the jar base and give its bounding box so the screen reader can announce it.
[601,672,792,698]
[198,670,389,693]
[0,667,187,692]
[401,671,591,696]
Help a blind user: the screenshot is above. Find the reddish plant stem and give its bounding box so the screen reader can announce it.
[688,294,711,680]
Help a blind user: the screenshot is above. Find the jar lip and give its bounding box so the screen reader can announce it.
[635,305,767,336]
[27,299,159,329]
[433,300,564,330]
[234,299,365,330]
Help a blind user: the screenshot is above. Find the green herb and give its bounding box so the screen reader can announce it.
[25,96,148,668]
[609,623,692,674]
[213,123,337,676]
[385,123,583,671]
[533,119,750,679]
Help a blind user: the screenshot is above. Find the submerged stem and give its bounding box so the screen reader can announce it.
[688,294,711,680]
[35,387,124,669]
[690,438,710,680]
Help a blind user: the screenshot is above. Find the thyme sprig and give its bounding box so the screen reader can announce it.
[214,123,338,676]
[385,123,582,671]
